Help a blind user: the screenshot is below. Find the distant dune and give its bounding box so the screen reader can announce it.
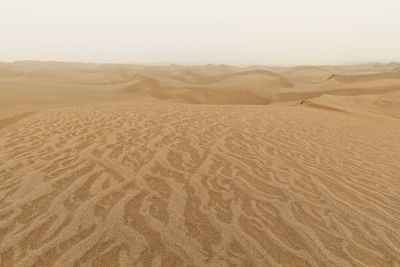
[0,61,400,266]
[2,61,399,107]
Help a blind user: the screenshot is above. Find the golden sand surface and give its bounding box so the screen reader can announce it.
[0,61,399,266]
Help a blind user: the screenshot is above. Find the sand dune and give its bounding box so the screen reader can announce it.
[0,61,400,266]
[0,68,23,78]
[334,72,400,83]
[2,61,400,106]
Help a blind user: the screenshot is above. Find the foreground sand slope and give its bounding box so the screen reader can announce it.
[1,102,399,266]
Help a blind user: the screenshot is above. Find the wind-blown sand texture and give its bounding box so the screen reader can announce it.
[0,61,400,266]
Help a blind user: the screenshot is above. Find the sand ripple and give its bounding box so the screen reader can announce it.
[0,104,399,266]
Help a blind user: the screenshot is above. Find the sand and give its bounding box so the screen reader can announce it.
[0,61,400,266]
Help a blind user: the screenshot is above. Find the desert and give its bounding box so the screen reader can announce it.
[0,61,399,266]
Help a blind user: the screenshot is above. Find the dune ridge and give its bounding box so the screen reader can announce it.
[2,61,400,106]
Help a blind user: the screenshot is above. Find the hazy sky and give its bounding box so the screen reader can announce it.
[1,0,400,65]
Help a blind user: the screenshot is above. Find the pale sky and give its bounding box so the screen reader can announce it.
[1,0,400,65]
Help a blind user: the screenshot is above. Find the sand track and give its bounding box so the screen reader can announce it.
[1,103,399,266]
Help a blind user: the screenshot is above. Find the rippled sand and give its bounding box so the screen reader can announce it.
[1,62,400,266]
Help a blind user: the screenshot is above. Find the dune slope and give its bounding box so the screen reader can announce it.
[0,103,399,266]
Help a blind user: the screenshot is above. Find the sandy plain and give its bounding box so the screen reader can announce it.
[0,61,400,266]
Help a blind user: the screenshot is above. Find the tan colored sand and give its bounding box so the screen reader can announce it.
[0,61,400,266]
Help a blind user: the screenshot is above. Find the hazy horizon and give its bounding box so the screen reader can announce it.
[1,59,400,68]
[1,0,400,65]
